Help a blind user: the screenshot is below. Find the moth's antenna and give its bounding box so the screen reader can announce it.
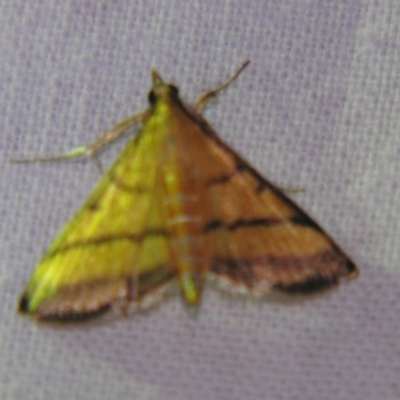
[195,60,250,113]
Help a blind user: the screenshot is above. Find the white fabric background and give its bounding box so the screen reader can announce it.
[1,1,399,399]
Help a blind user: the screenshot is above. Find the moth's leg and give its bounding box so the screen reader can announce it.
[195,60,250,113]
[10,110,149,163]
[273,186,306,194]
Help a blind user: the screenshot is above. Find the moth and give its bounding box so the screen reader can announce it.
[14,61,358,321]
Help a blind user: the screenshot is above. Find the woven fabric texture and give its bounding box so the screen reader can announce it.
[1,1,399,399]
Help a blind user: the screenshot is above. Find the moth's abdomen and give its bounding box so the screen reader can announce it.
[163,163,207,305]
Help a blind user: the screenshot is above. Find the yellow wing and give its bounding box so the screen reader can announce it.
[20,121,175,320]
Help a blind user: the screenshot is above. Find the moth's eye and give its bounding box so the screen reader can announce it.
[169,85,179,97]
[148,90,157,105]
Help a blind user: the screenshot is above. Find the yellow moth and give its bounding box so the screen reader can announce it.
[14,61,358,321]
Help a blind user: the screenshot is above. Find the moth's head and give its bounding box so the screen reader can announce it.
[148,70,179,106]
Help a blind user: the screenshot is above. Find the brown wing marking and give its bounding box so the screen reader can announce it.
[19,264,175,321]
[189,124,358,295]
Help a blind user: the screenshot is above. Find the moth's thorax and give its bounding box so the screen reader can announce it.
[144,95,180,138]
